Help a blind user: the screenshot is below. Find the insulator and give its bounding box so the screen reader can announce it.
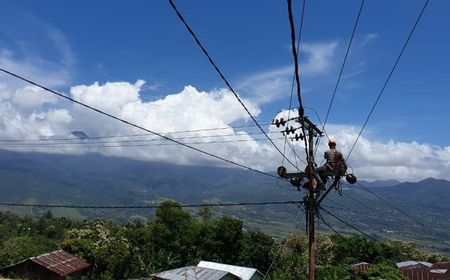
[289,126,295,134]
[294,133,304,142]
[277,166,287,178]
[280,117,286,127]
[346,174,357,184]
[284,127,290,135]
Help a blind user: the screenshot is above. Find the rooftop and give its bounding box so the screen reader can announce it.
[197,261,263,280]
[29,250,90,276]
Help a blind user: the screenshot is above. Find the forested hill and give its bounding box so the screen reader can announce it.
[0,203,448,280]
[1,149,450,253]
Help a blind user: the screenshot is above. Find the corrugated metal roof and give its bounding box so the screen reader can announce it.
[198,261,262,280]
[154,266,235,280]
[397,260,433,269]
[30,250,90,276]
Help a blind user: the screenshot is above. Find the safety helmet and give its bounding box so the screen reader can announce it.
[328,138,336,146]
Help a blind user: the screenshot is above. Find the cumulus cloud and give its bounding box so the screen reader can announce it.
[0,80,449,182]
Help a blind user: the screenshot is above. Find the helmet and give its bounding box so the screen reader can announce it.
[328,138,336,145]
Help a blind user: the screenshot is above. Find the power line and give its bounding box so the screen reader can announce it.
[0,200,302,209]
[0,131,281,144]
[263,207,303,279]
[286,0,310,166]
[316,211,353,247]
[0,123,272,142]
[167,0,297,170]
[282,0,307,170]
[355,182,429,229]
[0,68,279,180]
[0,137,286,148]
[286,0,304,116]
[319,206,384,245]
[322,0,365,131]
[346,0,430,161]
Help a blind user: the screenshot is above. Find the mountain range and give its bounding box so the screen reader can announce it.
[0,149,449,253]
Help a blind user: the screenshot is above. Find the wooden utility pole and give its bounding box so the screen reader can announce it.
[274,116,352,280]
[306,123,316,280]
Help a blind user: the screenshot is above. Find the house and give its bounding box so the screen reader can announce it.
[0,250,90,280]
[148,261,263,280]
[151,266,240,280]
[396,260,450,280]
[352,262,370,273]
[197,261,264,280]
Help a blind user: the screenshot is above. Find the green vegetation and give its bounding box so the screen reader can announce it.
[0,201,448,280]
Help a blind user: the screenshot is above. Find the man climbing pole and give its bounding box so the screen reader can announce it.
[315,138,347,188]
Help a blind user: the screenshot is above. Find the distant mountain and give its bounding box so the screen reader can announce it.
[359,179,401,188]
[1,149,449,253]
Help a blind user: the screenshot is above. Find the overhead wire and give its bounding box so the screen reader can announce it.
[286,0,309,165]
[0,137,288,148]
[355,182,435,230]
[319,206,385,245]
[316,211,354,247]
[346,0,430,161]
[0,131,282,144]
[0,200,302,209]
[167,0,297,170]
[281,0,307,171]
[0,68,280,180]
[322,0,365,131]
[263,206,303,279]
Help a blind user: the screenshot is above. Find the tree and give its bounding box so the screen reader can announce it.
[0,236,50,266]
[239,231,274,273]
[213,216,243,264]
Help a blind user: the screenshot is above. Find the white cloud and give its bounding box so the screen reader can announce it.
[314,124,450,181]
[0,76,449,182]
[237,41,338,104]
[360,33,379,47]
[0,49,70,89]
[300,42,338,75]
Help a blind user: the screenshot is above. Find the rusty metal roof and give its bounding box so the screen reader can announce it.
[30,250,90,276]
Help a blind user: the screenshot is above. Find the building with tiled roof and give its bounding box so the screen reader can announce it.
[0,250,90,280]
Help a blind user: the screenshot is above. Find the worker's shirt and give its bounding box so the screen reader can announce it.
[324,148,344,171]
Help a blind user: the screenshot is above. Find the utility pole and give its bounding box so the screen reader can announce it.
[274,115,356,280]
[306,122,316,280]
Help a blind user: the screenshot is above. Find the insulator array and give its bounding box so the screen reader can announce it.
[271,118,287,128]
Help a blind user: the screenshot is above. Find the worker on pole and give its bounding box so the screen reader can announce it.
[315,138,347,188]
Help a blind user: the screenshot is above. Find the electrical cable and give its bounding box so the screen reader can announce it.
[286,0,310,166]
[0,137,287,148]
[0,131,281,144]
[319,206,385,245]
[322,0,365,131]
[0,200,302,209]
[281,0,307,171]
[0,68,280,180]
[0,123,273,143]
[355,182,433,229]
[317,211,353,247]
[167,0,297,170]
[263,206,303,279]
[346,0,430,161]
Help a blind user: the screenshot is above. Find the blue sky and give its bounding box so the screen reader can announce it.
[0,0,449,180]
